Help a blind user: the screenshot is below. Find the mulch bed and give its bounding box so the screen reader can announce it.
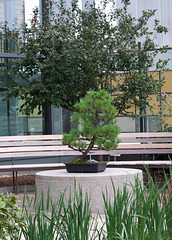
[143,169,171,186]
[0,174,35,187]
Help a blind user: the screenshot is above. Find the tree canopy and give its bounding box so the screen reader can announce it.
[1,0,168,116]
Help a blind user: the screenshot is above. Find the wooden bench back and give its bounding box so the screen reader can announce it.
[116,132,172,156]
[0,132,171,163]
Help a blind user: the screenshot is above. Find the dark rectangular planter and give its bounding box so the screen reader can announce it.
[65,161,107,173]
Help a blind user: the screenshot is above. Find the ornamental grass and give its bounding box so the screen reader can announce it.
[1,169,171,240]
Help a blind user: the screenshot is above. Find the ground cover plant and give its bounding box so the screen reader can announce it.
[0,193,25,240]
[17,169,172,239]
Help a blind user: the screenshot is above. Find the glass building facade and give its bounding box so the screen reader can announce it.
[0,0,43,136]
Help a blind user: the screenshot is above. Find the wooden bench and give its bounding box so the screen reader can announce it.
[0,132,171,161]
[0,134,115,162]
[0,132,171,193]
[0,134,116,193]
[115,132,172,158]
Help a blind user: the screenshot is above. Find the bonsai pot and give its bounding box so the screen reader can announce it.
[65,161,107,173]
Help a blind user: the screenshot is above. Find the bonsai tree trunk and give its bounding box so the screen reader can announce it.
[80,136,96,161]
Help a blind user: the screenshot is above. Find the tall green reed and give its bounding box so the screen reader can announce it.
[21,186,63,240]
[19,168,172,240]
[103,168,172,240]
[160,167,172,239]
[59,184,98,240]
[102,182,134,240]
[20,183,99,240]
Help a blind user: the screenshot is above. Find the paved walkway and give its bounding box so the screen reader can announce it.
[14,192,35,208]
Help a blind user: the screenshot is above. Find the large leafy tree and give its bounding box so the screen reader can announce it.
[1,0,168,116]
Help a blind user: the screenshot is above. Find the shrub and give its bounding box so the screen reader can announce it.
[0,193,25,240]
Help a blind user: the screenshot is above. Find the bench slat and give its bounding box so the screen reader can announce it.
[0,149,171,159]
[0,150,114,159]
[109,149,172,154]
[117,143,172,149]
[119,132,172,137]
[0,132,171,142]
[0,151,78,158]
[0,161,171,173]
[0,143,171,153]
[0,135,63,141]
[0,140,62,147]
[107,161,172,169]
[0,163,65,172]
[107,160,172,166]
[120,138,172,143]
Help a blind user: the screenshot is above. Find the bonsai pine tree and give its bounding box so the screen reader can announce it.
[62,90,121,162]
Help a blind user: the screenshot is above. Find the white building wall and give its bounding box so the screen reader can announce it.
[116,0,172,48]
[0,0,4,25]
[0,0,24,29]
[16,0,25,28]
[5,0,16,28]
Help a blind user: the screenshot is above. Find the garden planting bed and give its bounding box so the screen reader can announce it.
[0,174,35,188]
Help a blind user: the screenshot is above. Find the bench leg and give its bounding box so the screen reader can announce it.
[12,171,15,193]
[12,171,18,194]
[16,171,18,194]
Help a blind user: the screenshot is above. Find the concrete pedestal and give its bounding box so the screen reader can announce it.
[36,168,143,214]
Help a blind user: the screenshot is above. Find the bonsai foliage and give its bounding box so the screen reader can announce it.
[1,0,168,116]
[62,90,120,161]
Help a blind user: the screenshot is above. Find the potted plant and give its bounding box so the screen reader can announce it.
[62,90,120,173]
